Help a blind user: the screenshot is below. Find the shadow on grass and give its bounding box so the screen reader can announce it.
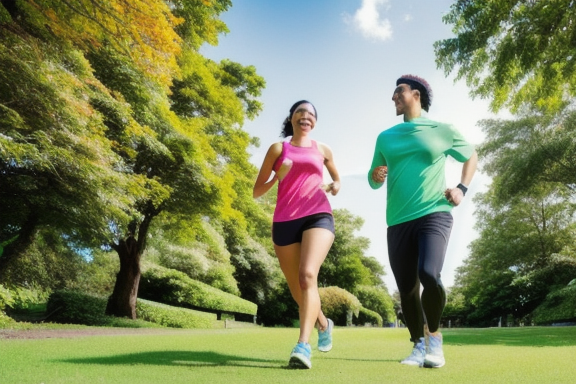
[60,350,285,369]
[444,326,576,347]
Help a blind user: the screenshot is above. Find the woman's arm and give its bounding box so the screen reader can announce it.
[253,142,283,198]
[319,143,341,196]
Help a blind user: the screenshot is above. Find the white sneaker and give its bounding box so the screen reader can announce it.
[424,331,445,368]
[400,337,426,366]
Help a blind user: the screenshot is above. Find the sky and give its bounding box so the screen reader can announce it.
[202,0,502,293]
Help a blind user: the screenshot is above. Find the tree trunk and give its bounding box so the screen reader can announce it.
[0,212,38,282]
[106,205,157,318]
[105,235,141,318]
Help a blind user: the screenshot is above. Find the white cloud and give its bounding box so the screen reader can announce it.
[346,0,393,41]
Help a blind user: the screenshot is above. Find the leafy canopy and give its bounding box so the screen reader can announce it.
[435,0,576,113]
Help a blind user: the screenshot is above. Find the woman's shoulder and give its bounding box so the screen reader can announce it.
[266,141,285,156]
[314,140,333,157]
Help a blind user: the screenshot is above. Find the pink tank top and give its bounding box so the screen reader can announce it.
[273,140,332,222]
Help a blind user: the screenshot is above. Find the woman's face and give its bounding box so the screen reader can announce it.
[291,103,317,133]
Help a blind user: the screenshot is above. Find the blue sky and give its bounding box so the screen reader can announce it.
[202,0,501,293]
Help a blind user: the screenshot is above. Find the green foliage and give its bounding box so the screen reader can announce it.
[46,290,160,328]
[3,285,50,311]
[532,283,576,325]
[353,285,395,324]
[319,286,361,326]
[478,107,576,201]
[0,229,88,289]
[146,220,240,295]
[69,251,119,296]
[354,307,383,327]
[136,298,217,329]
[435,0,576,113]
[139,265,257,316]
[0,27,138,262]
[321,209,385,291]
[0,284,15,325]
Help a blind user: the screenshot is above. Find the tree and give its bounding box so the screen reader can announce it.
[435,0,576,113]
[478,106,576,200]
[0,1,267,320]
[0,17,139,279]
[320,209,387,292]
[455,185,575,325]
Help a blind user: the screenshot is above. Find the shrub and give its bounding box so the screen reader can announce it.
[139,265,257,317]
[137,299,217,329]
[532,283,576,325]
[319,286,361,326]
[6,285,51,311]
[354,307,383,327]
[0,284,15,326]
[45,290,219,328]
[354,285,395,324]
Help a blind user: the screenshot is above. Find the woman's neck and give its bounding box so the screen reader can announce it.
[290,134,312,147]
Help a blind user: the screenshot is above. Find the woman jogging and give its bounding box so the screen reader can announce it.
[253,100,340,369]
[367,75,478,368]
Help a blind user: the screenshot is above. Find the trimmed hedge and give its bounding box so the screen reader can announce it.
[319,286,361,326]
[45,290,218,328]
[137,298,217,329]
[532,282,576,325]
[354,307,383,327]
[139,266,257,316]
[46,290,157,327]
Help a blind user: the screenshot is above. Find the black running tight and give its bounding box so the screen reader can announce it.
[387,212,453,343]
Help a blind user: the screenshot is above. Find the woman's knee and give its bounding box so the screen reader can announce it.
[298,268,317,290]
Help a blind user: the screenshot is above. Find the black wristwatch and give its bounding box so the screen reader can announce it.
[456,183,468,196]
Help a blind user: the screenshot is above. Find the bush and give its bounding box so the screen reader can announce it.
[319,286,361,326]
[46,290,158,328]
[354,307,383,327]
[354,285,395,324]
[6,285,51,311]
[139,265,257,317]
[532,282,576,325]
[45,290,220,328]
[137,299,217,329]
[0,284,15,326]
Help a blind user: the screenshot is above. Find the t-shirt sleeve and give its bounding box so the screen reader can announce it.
[368,133,387,190]
[445,124,475,162]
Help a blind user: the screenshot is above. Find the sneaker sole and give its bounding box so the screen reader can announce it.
[318,343,332,352]
[400,359,423,367]
[289,353,311,369]
[423,357,445,368]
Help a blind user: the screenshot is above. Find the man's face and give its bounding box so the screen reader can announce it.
[392,83,415,116]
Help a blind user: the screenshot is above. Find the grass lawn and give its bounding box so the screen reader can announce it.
[1,325,575,384]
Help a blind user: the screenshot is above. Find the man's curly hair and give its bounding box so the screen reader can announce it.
[396,75,433,112]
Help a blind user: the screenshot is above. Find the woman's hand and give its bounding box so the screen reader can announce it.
[322,180,341,196]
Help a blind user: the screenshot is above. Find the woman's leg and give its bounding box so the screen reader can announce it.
[275,239,330,341]
[297,227,334,343]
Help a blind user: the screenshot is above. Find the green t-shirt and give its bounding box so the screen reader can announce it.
[368,117,475,226]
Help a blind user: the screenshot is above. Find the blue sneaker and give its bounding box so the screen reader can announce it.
[289,342,312,369]
[400,337,426,366]
[424,331,445,368]
[318,318,333,352]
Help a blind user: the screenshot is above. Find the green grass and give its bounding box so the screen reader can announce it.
[1,326,575,384]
